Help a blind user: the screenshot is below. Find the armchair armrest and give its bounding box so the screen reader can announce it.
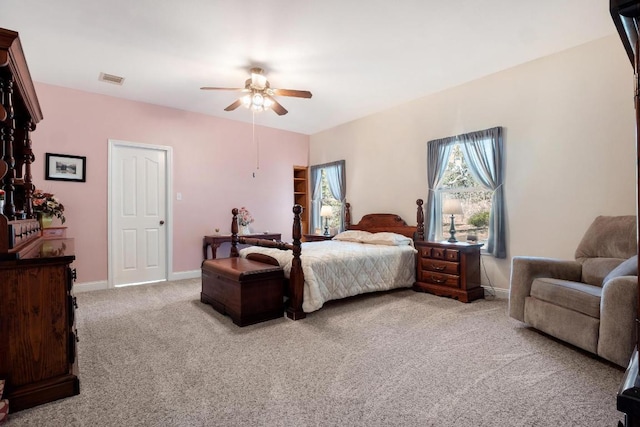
[598,275,638,367]
[508,256,582,322]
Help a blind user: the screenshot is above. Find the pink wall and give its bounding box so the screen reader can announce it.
[32,83,309,285]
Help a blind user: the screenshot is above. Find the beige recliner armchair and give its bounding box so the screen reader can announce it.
[509,215,637,367]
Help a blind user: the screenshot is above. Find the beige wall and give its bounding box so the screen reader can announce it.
[310,35,636,291]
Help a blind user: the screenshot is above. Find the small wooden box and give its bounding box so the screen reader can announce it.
[42,227,67,238]
[201,258,284,327]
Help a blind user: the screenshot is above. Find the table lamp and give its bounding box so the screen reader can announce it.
[443,199,463,243]
[320,205,333,236]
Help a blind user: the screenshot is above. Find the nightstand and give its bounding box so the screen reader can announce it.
[413,241,484,302]
[303,234,334,242]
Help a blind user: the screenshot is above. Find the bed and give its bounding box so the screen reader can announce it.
[229,200,425,320]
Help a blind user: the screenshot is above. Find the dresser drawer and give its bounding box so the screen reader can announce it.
[444,249,459,261]
[419,247,432,258]
[427,247,460,261]
[419,271,460,288]
[430,247,445,259]
[420,258,459,275]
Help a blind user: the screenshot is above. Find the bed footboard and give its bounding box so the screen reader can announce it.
[230,205,306,320]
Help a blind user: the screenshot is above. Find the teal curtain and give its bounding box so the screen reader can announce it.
[323,160,346,231]
[426,139,454,241]
[309,165,323,233]
[458,127,506,258]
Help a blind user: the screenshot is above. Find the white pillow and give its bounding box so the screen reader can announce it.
[332,230,372,243]
[361,232,413,246]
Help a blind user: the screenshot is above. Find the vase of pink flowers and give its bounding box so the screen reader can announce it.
[32,189,66,228]
[237,206,254,235]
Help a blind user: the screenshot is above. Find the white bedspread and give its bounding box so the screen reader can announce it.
[239,241,417,313]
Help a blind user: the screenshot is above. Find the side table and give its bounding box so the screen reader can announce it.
[413,240,484,302]
[303,234,335,242]
[203,233,282,260]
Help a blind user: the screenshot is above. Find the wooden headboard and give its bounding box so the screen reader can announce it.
[345,200,424,239]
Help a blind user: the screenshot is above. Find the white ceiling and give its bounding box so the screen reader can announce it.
[3,0,616,135]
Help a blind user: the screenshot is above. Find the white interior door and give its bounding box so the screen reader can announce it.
[110,142,168,286]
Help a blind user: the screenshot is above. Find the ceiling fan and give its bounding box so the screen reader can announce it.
[200,67,312,116]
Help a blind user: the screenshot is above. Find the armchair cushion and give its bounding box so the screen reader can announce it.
[581,258,629,287]
[530,278,602,318]
[508,257,582,322]
[575,215,637,260]
[574,215,636,286]
[603,255,638,285]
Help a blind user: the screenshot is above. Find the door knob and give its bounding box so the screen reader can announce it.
[159,220,165,225]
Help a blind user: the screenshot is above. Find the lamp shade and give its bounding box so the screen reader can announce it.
[320,206,333,218]
[443,199,463,216]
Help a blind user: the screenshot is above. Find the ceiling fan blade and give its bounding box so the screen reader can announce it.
[269,98,288,116]
[272,88,312,99]
[200,87,245,91]
[224,99,243,111]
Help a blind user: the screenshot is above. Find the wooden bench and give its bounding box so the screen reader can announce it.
[201,257,284,326]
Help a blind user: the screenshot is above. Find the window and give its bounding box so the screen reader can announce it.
[310,160,346,235]
[426,127,505,258]
[438,145,493,244]
[319,169,343,232]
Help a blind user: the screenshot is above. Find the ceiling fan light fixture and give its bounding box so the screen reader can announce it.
[252,93,264,106]
[201,67,310,116]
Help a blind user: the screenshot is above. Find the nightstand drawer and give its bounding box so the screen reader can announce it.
[420,259,459,275]
[430,247,445,259]
[420,271,460,288]
[444,249,459,261]
[424,247,460,262]
[420,247,432,258]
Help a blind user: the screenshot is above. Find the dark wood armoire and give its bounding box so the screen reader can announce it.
[0,28,79,412]
[611,1,640,426]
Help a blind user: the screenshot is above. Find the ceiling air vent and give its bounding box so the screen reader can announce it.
[98,72,125,85]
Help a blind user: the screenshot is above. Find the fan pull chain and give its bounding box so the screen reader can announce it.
[252,112,260,176]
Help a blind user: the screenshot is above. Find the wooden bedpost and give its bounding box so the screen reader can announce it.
[345,202,351,230]
[286,204,306,320]
[416,199,424,241]
[230,208,239,257]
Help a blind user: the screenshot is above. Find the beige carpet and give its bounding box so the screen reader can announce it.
[6,279,624,426]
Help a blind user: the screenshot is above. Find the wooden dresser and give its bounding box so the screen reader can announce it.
[413,241,484,302]
[0,239,78,412]
[0,28,79,412]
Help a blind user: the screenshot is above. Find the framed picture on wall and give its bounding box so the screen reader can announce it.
[45,153,86,182]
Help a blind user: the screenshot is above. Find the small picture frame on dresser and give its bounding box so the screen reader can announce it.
[45,153,86,182]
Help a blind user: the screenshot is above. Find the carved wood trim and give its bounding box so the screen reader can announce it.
[0,29,42,123]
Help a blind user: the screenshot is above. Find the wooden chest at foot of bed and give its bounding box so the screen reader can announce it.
[201,258,285,326]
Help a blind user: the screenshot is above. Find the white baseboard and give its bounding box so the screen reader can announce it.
[74,280,108,293]
[483,285,509,299]
[74,270,201,293]
[168,269,201,281]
